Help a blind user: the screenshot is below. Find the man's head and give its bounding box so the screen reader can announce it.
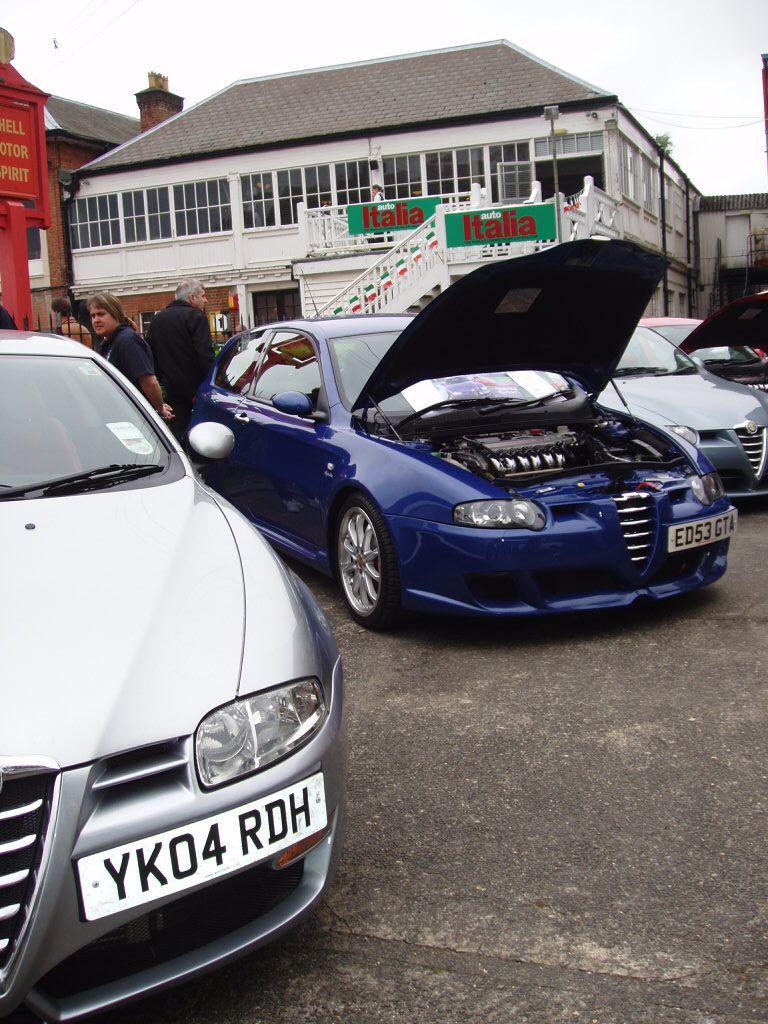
[176,279,207,312]
[51,297,72,316]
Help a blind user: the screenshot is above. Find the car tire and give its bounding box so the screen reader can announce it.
[335,494,402,629]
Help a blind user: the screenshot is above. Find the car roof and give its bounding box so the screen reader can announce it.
[639,317,702,327]
[0,330,93,356]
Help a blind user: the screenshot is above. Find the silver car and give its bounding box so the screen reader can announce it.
[598,326,768,498]
[0,332,346,1021]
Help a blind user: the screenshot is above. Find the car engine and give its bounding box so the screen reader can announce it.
[432,422,681,485]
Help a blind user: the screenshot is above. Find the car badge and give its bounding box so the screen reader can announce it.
[745,420,758,435]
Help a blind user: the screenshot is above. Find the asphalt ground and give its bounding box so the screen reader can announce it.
[100,498,767,1024]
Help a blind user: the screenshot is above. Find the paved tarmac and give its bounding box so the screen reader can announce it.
[108,498,768,1024]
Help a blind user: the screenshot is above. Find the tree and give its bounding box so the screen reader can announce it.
[654,133,673,156]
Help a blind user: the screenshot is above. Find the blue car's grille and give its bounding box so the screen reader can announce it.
[613,492,654,568]
[0,768,56,973]
[735,424,767,480]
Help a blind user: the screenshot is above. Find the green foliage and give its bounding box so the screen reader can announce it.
[654,133,673,155]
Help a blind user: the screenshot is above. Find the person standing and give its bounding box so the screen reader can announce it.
[51,297,93,348]
[0,301,17,329]
[147,279,214,441]
[86,292,173,423]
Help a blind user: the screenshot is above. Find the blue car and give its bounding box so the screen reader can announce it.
[190,239,737,629]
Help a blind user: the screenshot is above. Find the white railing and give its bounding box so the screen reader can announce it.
[315,215,445,316]
[310,177,623,316]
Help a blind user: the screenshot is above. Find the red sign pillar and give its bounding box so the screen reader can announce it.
[0,37,50,329]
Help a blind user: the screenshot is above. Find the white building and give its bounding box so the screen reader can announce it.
[68,41,701,331]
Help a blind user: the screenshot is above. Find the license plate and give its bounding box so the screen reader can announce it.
[77,772,326,921]
[667,508,738,553]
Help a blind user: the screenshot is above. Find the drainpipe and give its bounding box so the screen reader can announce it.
[658,149,669,315]
[685,178,694,317]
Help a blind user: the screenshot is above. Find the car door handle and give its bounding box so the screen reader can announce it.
[234,412,250,423]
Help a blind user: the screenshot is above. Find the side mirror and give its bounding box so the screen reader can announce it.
[187,421,235,460]
[273,391,315,417]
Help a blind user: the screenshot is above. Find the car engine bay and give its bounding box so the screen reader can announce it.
[430,420,685,486]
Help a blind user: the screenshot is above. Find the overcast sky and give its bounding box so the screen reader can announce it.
[3,0,766,196]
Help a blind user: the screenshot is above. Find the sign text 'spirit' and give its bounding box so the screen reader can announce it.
[0,102,37,199]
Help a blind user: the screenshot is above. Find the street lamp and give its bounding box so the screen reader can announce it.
[543,105,561,242]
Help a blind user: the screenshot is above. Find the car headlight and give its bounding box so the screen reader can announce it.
[689,472,725,506]
[454,499,546,530]
[196,680,326,788]
[667,424,700,447]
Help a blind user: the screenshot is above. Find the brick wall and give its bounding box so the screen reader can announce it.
[85,286,242,340]
[30,136,110,331]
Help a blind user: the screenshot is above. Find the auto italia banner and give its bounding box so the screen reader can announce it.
[444,204,557,246]
[346,198,440,235]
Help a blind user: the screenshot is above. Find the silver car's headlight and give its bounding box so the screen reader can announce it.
[667,424,700,447]
[689,472,725,506]
[196,680,326,787]
[454,499,546,530]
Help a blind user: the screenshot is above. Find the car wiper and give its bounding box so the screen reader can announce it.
[0,464,164,500]
[613,366,669,377]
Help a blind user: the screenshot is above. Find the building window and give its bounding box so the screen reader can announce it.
[641,156,657,215]
[276,169,303,225]
[425,151,454,196]
[382,154,423,198]
[335,160,370,205]
[490,143,532,202]
[304,165,332,209]
[146,187,172,239]
[456,147,485,193]
[242,172,276,228]
[70,193,121,249]
[173,178,232,237]
[252,289,301,325]
[534,132,604,157]
[620,141,641,203]
[123,190,147,243]
[123,188,172,243]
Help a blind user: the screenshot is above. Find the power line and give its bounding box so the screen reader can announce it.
[40,0,142,75]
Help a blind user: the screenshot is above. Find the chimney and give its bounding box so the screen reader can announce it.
[135,72,184,133]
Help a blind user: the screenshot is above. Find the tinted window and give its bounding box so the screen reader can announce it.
[251,332,321,405]
[214,331,269,394]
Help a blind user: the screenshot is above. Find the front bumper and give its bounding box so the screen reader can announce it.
[0,659,346,1022]
[389,492,734,617]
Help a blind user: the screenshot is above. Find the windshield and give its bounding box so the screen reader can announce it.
[691,345,763,365]
[0,354,170,492]
[615,327,698,377]
[328,330,571,415]
[645,323,700,344]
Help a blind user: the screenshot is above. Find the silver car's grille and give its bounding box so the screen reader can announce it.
[745,382,768,392]
[613,491,654,568]
[735,423,768,480]
[0,766,57,972]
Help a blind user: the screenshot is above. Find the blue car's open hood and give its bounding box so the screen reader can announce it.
[352,238,668,408]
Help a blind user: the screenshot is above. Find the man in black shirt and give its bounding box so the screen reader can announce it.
[147,280,215,441]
